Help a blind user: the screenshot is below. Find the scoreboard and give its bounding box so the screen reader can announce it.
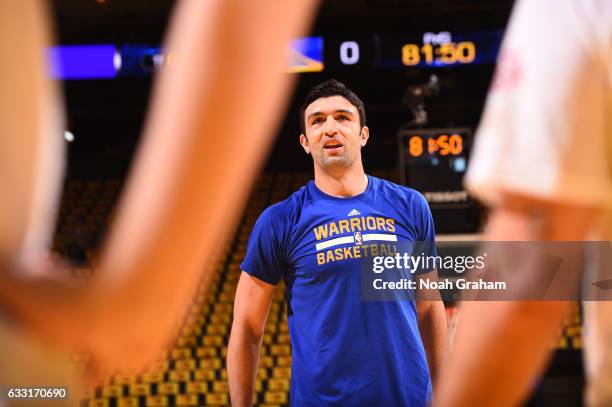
[321,29,503,71]
[49,29,503,79]
[399,128,479,233]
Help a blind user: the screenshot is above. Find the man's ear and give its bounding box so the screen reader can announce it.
[360,126,369,147]
[299,134,311,154]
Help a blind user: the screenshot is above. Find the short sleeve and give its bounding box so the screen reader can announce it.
[465,0,612,209]
[413,192,438,274]
[416,194,436,244]
[240,205,287,285]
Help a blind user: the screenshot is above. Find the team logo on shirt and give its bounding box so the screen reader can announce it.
[313,215,398,265]
[354,231,363,246]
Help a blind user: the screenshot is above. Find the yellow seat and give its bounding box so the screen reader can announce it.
[254,379,263,392]
[174,359,197,371]
[176,336,198,347]
[141,371,164,383]
[128,383,151,396]
[194,369,216,381]
[89,399,110,407]
[205,393,229,406]
[206,324,228,335]
[277,356,292,367]
[199,358,222,370]
[181,325,202,336]
[203,335,224,347]
[265,391,288,404]
[270,345,291,356]
[210,314,231,324]
[175,394,200,406]
[145,395,169,406]
[273,367,291,379]
[186,381,209,394]
[268,378,290,392]
[157,381,180,395]
[212,381,229,393]
[168,370,191,382]
[196,347,217,358]
[256,368,269,380]
[171,348,192,359]
[277,334,291,344]
[260,356,274,368]
[101,384,124,397]
[116,397,139,407]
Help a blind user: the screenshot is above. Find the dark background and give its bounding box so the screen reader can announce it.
[49,4,586,404]
[51,0,514,178]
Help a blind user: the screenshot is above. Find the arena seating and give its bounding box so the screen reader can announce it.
[51,173,582,407]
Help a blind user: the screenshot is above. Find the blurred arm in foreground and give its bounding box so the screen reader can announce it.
[0,0,318,382]
[435,0,611,405]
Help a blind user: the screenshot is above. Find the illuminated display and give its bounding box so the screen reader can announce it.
[288,36,324,73]
[408,134,464,157]
[400,128,470,169]
[385,29,503,69]
[398,128,472,194]
[398,128,478,232]
[49,30,502,80]
[401,42,476,66]
[48,45,118,79]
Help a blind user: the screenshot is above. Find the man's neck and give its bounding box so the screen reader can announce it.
[314,164,368,198]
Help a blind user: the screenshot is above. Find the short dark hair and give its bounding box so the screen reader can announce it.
[299,79,366,135]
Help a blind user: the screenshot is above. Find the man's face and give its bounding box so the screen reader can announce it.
[300,95,369,172]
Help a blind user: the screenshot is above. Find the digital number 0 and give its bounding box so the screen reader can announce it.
[340,41,360,65]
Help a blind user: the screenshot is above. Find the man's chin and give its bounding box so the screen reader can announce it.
[320,156,350,168]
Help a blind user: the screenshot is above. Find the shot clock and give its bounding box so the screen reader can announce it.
[408,133,464,158]
[402,129,468,164]
[398,128,472,202]
[398,128,479,233]
[398,128,471,198]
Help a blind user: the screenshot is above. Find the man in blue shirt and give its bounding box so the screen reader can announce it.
[228,79,447,406]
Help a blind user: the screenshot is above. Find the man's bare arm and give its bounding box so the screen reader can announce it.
[436,194,596,407]
[416,270,448,386]
[0,0,63,269]
[228,272,276,407]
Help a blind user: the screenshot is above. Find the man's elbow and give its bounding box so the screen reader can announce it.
[230,319,266,348]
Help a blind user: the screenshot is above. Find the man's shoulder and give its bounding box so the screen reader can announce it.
[259,183,310,221]
[371,175,427,204]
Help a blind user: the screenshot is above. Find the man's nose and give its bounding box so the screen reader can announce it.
[323,116,337,135]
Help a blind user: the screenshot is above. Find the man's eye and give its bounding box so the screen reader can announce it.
[337,115,349,121]
[311,118,323,125]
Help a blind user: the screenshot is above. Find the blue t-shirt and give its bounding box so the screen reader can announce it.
[241,175,435,406]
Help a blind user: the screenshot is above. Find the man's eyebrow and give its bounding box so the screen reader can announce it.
[307,109,354,121]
